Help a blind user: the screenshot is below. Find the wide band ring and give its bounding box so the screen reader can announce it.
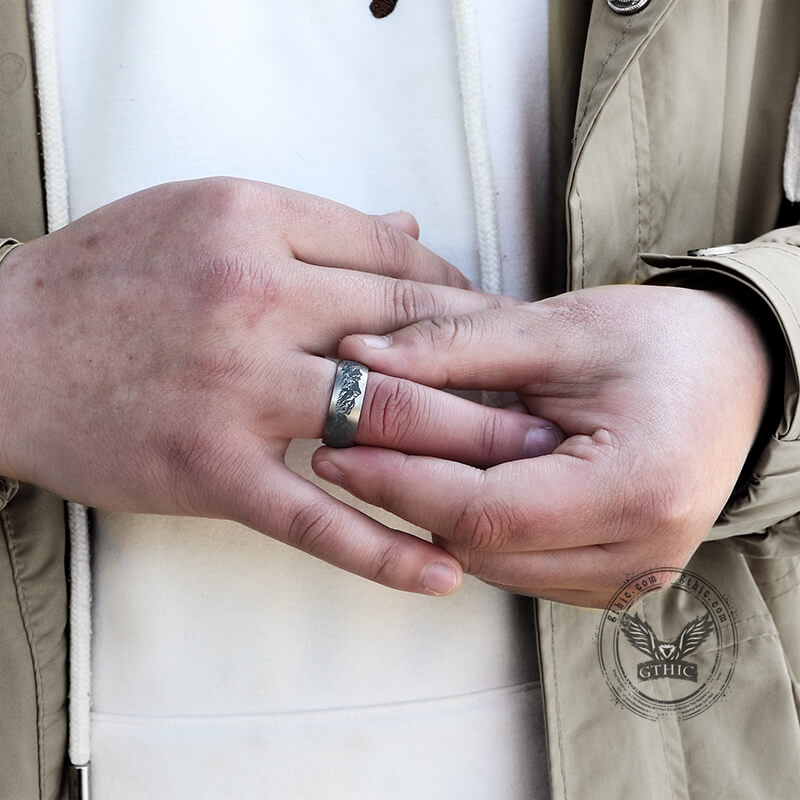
[322,360,369,448]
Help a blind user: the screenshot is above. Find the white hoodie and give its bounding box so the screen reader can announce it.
[49,1,553,797]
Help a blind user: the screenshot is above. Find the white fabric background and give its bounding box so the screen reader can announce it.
[55,1,551,797]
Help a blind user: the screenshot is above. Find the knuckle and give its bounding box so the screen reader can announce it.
[390,279,439,326]
[546,292,612,332]
[370,219,410,273]
[188,179,281,308]
[481,292,507,311]
[408,313,469,351]
[370,540,407,586]
[452,494,512,551]
[195,249,279,307]
[199,176,254,223]
[609,470,697,556]
[191,347,250,391]
[474,413,504,464]
[451,545,483,578]
[639,478,694,537]
[364,378,423,447]
[286,502,340,557]
[429,314,474,348]
[265,183,309,233]
[158,426,231,514]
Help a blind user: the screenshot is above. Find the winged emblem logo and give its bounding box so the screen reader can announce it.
[620,612,714,682]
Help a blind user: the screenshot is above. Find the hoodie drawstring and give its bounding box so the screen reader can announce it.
[28,1,90,798]
[451,0,503,296]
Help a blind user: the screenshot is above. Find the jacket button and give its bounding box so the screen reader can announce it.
[607,0,652,14]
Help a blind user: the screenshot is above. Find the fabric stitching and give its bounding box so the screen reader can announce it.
[549,610,568,799]
[573,19,633,137]
[752,562,800,587]
[710,4,730,245]
[759,579,800,603]
[2,508,45,799]
[629,75,643,283]
[642,604,683,797]
[656,709,676,798]
[722,630,781,647]
[577,186,586,290]
[735,610,776,627]
[719,248,800,331]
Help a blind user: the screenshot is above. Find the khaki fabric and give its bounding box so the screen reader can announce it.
[0,485,67,800]
[1,2,66,800]
[5,0,800,798]
[542,1,800,798]
[0,0,46,241]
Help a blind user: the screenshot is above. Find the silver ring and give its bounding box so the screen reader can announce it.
[322,360,369,448]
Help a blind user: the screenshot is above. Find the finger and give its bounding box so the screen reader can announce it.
[378,211,420,240]
[278,188,472,288]
[221,449,463,596]
[354,375,563,464]
[433,541,640,608]
[261,355,564,464]
[310,443,615,554]
[286,262,516,351]
[337,295,610,391]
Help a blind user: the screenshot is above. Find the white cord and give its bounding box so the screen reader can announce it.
[785,73,800,203]
[28,0,69,231]
[451,0,503,295]
[28,0,91,782]
[66,503,92,770]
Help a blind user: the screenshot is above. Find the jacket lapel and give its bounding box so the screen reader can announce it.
[572,0,679,159]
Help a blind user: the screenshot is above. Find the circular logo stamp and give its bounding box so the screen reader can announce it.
[597,568,737,720]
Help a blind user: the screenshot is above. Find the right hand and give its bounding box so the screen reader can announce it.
[0,178,557,594]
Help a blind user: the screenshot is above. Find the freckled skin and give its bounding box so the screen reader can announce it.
[0,176,513,596]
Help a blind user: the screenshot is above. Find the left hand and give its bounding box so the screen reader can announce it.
[312,285,773,607]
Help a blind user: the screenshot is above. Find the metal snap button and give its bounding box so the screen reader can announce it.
[607,0,652,14]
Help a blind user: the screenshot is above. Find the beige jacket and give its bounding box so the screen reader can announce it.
[3,1,800,798]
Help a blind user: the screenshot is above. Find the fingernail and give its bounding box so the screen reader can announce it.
[355,334,392,349]
[381,210,408,222]
[314,459,344,486]
[524,426,562,458]
[421,562,459,595]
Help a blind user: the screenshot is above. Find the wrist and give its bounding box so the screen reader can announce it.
[650,274,782,499]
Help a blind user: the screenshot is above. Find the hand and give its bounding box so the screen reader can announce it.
[312,285,772,607]
[0,177,558,594]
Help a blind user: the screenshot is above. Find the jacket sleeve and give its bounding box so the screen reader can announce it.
[0,238,22,510]
[641,222,800,556]
[0,232,69,800]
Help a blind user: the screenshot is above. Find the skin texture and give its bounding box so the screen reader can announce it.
[313,284,773,607]
[0,177,560,596]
